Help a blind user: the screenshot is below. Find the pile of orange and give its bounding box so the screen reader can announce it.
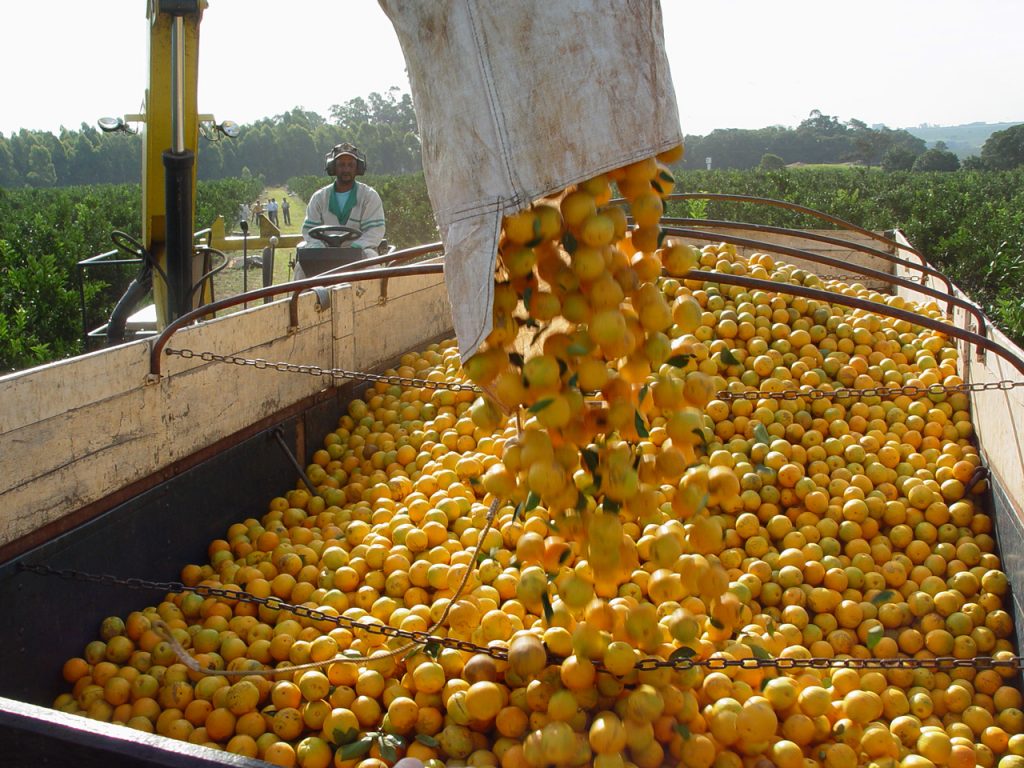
[53,152,1023,768]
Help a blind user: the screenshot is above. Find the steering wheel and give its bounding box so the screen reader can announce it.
[308,224,362,247]
[111,230,148,258]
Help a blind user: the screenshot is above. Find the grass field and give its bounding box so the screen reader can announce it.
[211,184,304,309]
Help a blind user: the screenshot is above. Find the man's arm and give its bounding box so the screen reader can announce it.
[351,186,386,250]
[301,188,327,246]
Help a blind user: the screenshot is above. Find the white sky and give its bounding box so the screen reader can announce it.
[1,1,1022,139]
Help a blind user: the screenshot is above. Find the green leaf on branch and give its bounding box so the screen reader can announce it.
[721,348,741,366]
[528,398,554,413]
[669,646,696,661]
[377,734,403,763]
[339,738,373,760]
[525,491,541,512]
[866,625,884,650]
[634,410,650,438]
[753,423,771,446]
[541,591,554,622]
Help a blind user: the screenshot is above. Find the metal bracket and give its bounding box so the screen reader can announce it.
[312,287,331,312]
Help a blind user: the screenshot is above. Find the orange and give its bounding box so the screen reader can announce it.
[204,707,237,742]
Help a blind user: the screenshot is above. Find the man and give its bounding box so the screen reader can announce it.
[301,143,385,262]
[281,197,291,225]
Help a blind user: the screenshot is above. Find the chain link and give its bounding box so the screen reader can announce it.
[165,347,482,393]
[716,379,1023,403]
[164,347,1022,405]
[20,562,1024,675]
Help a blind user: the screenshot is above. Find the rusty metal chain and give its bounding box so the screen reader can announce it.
[163,348,1021,406]
[19,562,496,660]
[20,562,1024,675]
[715,379,1024,403]
[164,347,482,393]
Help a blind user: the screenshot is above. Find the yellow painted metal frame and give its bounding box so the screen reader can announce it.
[205,216,304,253]
[143,0,206,328]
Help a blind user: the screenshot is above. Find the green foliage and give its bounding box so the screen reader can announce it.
[369,173,437,248]
[683,110,926,170]
[980,123,1024,170]
[0,177,262,372]
[759,153,785,171]
[196,177,264,236]
[286,175,324,205]
[912,144,960,172]
[667,168,1024,345]
[882,146,917,172]
[0,91,421,188]
[0,241,89,371]
[3,167,1023,372]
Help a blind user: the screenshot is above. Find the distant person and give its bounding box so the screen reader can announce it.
[239,202,250,227]
[251,199,263,224]
[281,197,291,226]
[299,143,385,272]
[268,198,279,226]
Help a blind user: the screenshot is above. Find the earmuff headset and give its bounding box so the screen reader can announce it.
[325,143,367,176]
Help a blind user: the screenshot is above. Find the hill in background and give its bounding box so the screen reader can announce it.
[901,121,1021,158]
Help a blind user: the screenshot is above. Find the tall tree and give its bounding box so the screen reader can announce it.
[0,137,19,186]
[912,143,960,172]
[980,123,1024,170]
[26,145,57,187]
[882,145,917,172]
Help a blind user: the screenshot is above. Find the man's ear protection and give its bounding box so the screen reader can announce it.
[325,143,367,176]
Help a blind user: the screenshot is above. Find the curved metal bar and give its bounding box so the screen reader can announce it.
[319,241,444,275]
[664,227,985,338]
[684,269,1024,378]
[149,262,445,377]
[661,217,953,295]
[188,246,230,301]
[661,192,928,265]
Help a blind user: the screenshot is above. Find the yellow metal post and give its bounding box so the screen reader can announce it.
[143,0,206,328]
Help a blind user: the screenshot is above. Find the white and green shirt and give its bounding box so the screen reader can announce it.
[301,180,386,251]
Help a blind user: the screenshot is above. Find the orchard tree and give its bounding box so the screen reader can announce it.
[980,123,1024,170]
[912,142,960,172]
[26,145,57,187]
[882,146,917,172]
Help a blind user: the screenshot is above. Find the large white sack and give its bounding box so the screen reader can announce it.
[378,0,683,359]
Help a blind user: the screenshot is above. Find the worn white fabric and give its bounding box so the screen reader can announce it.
[378,0,682,360]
